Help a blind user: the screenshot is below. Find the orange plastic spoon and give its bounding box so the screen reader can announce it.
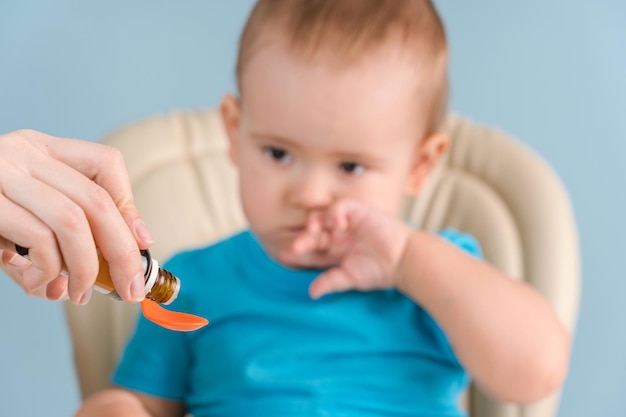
[141,299,208,332]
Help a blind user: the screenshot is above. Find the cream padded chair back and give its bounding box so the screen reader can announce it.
[65,110,579,417]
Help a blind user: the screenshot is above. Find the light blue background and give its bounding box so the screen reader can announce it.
[0,1,624,416]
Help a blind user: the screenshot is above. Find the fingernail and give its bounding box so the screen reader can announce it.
[134,219,154,244]
[58,287,70,302]
[79,287,93,305]
[131,272,146,301]
[6,252,31,268]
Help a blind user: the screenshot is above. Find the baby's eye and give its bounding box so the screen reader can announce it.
[264,146,291,164]
[339,161,365,175]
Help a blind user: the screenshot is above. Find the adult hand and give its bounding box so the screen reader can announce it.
[0,129,153,304]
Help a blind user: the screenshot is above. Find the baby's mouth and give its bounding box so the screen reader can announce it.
[286,225,306,234]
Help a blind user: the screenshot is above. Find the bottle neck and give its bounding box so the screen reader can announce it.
[142,249,180,305]
[142,250,159,295]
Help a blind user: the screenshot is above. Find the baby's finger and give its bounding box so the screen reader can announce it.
[305,211,324,234]
[292,230,333,254]
[291,233,317,254]
[326,200,353,233]
[293,214,325,253]
[309,267,355,299]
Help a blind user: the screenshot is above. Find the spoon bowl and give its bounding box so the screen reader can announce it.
[141,299,208,332]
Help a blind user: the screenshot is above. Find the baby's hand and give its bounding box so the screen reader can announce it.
[279,199,413,299]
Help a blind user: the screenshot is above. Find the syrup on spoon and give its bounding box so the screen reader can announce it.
[141,299,208,332]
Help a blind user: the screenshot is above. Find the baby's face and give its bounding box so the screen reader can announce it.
[224,40,440,266]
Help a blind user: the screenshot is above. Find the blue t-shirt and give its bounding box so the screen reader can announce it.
[113,229,481,417]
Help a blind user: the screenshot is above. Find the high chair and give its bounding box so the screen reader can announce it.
[65,109,580,417]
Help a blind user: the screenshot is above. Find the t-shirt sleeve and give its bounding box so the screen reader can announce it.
[437,228,483,259]
[423,229,483,368]
[112,255,192,400]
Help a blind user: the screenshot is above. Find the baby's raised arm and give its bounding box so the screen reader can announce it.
[395,231,570,403]
[0,129,153,304]
[287,198,570,404]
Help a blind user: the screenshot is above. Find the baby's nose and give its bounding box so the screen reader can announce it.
[290,170,334,209]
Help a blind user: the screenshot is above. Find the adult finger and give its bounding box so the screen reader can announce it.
[0,247,69,301]
[10,131,147,301]
[46,275,70,301]
[0,171,99,303]
[0,188,70,295]
[0,250,44,298]
[24,131,154,248]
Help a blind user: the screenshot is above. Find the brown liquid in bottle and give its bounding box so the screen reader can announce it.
[91,250,180,305]
[16,246,180,305]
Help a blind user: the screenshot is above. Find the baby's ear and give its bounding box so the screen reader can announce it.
[219,94,241,163]
[405,132,449,196]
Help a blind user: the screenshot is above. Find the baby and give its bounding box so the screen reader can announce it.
[76,1,569,416]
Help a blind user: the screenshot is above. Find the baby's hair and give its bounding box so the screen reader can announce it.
[236,0,449,137]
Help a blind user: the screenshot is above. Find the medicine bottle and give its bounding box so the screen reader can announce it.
[15,246,180,305]
[94,249,180,304]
